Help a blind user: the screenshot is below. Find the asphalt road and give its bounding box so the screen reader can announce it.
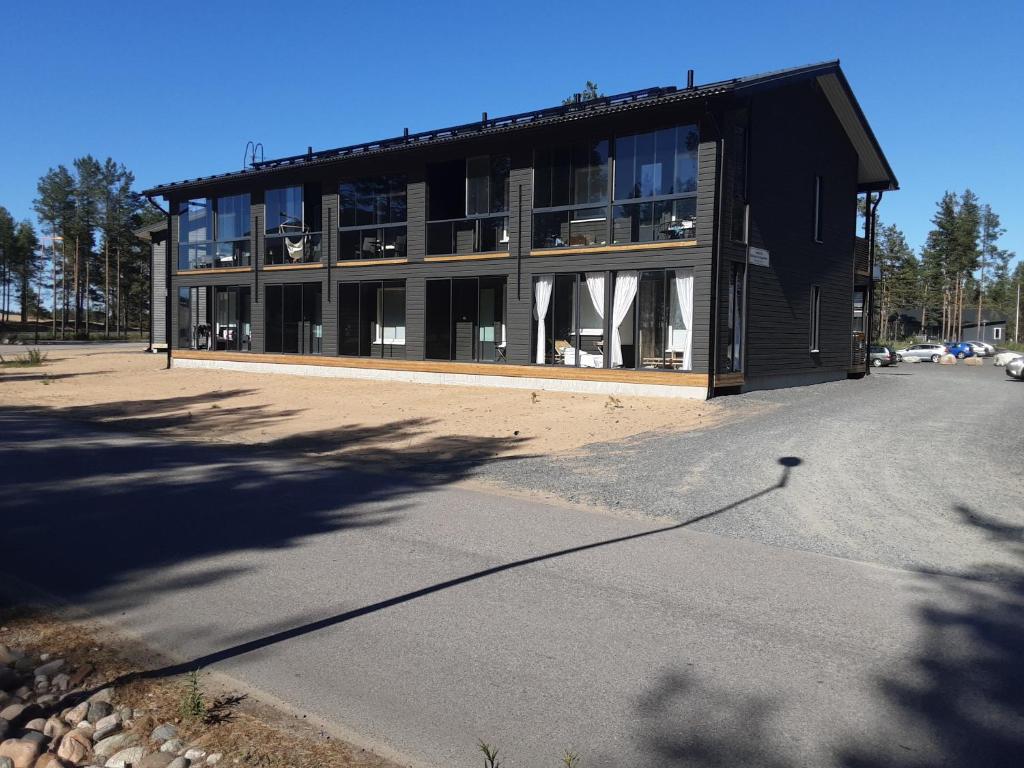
[1,362,1022,767]
[483,360,1024,577]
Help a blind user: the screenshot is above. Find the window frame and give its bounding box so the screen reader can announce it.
[423,276,507,362]
[264,185,323,266]
[177,195,252,270]
[809,284,822,353]
[425,156,511,256]
[338,175,409,261]
[264,281,323,355]
[531,124,699,251]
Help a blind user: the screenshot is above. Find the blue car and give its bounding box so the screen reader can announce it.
[945,342,975,359]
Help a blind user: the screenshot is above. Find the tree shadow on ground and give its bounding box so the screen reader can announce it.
[0,371,115,383]
[632,503,1024,768]
[0,399,530,611]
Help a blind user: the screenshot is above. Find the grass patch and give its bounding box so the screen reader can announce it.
[0,349,48,368]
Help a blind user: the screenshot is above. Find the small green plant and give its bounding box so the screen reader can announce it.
[179,669,206,721]
[23,349,47,366]
[562,749,581,767]
[478,740,502,768]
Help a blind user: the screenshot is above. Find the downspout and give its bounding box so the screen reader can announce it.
[704,100,725,400]
[864,190,883,375]
[145,195,172,371]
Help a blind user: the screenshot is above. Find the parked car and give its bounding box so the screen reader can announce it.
[869,345,898,367]
[944,342,975,359]
[967,341,995,357]
[895,343,948,363]
[994,350,1024,366]
[1006,356,1024,380]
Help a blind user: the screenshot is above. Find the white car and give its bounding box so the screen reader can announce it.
[895,343,948,363]
[967,341,995,357]
[994,350,1024,367]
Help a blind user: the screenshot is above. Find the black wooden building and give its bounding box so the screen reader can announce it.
[145,60,897,398]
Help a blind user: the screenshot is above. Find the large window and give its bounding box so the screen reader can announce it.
[532,269,693,370]
[338,280,406,358]
[427,157,510,255]
[339,176,407,260]
[265,185,323,265]
[532,141,609,249]
[177,194,251,270]
[727,264,745,372]
[265,282,322,354]
[177,286,213,349]
[425,277,506,362]
[213,286,251,352]
[813,175,824,243]
[533,125,698,249]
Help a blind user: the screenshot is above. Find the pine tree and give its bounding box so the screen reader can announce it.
[13,221,40,323]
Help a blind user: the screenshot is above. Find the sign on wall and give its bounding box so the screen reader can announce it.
[748,246,770,268]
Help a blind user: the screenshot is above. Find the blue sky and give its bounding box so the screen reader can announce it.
[1,0,1020,264]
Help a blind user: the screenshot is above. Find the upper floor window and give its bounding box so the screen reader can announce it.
[427,156,510,255]
[532,125,699,250]
[532,141,610,249]
[338,176,407,260]
[265,184,322,265]
[177,194,251,270]
[612,125,698,245]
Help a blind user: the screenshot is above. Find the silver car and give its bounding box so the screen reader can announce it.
[895,343,948,363]
[1007,356,1024,380]
[968,341,995,357]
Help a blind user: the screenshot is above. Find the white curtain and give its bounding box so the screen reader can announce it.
[534,276,553,364]
[584,272,606,325]
[610,271,638,368]
[674,269,694,369]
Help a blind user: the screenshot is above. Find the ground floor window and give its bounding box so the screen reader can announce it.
[532,269,693,370]
[265,282,322,354]
[213,286,251,351]
[809,284,821,352]
[339,280,406,358]
[425,276,506,362]
[177,286,212,350]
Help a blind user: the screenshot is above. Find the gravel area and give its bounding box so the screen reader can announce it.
[480,361,1024,576]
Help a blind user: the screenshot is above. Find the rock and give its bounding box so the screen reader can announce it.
[93,714,121,741]
[33,755,71,768]
[138,753,176,768]
[0,646,16,665]
[165,759,189,768]
[22,720,45,733]
[183,749,205,762]
[0,722,7,743]
[205,754,221,765]
[0,738,41,768]
[116,710,131,724]
[32,661,63,679]
[938,353,957,364]
[85,704,112,726]
[33,677,49,694]
[0,670,19,693]
[0,755,10,768]
[0,710,22,727]
[64,704,88,727]
[86,690,112,705]
[12,661,33,675]
[157,740,183,755]
[104,746,147,768]
[56,729,92,764]
[148,726,176,744]
[16,732,45,749]
[66,668,92,691]
[42,718,69,741]
[49,676,70,695]
[963,355,982,366]
[93,732,138,759]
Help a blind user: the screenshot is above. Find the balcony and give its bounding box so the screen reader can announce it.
[265,232,323,266]
[338,226,407,261]
[178,240,251,271]
[427,215,509,256]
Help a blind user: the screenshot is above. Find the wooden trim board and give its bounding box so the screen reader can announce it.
[175,266,252,276]
[174,350,709,387]
[336,258,408,267]
[423,252,512,263]
[714,372,745,387]
[529,240,697,257]
[263,262,325,271]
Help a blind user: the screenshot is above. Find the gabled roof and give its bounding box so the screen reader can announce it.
[144,60,897,197]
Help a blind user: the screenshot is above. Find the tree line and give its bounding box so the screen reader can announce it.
[871,189,1020,343]
[0,155,161,339]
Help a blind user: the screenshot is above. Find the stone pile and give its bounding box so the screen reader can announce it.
[0,644,223,768]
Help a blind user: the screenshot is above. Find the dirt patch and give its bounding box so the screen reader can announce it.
[0,347,727,461]
[0,604,401,768]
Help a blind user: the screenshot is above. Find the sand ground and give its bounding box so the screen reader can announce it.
[0,346,725,464]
